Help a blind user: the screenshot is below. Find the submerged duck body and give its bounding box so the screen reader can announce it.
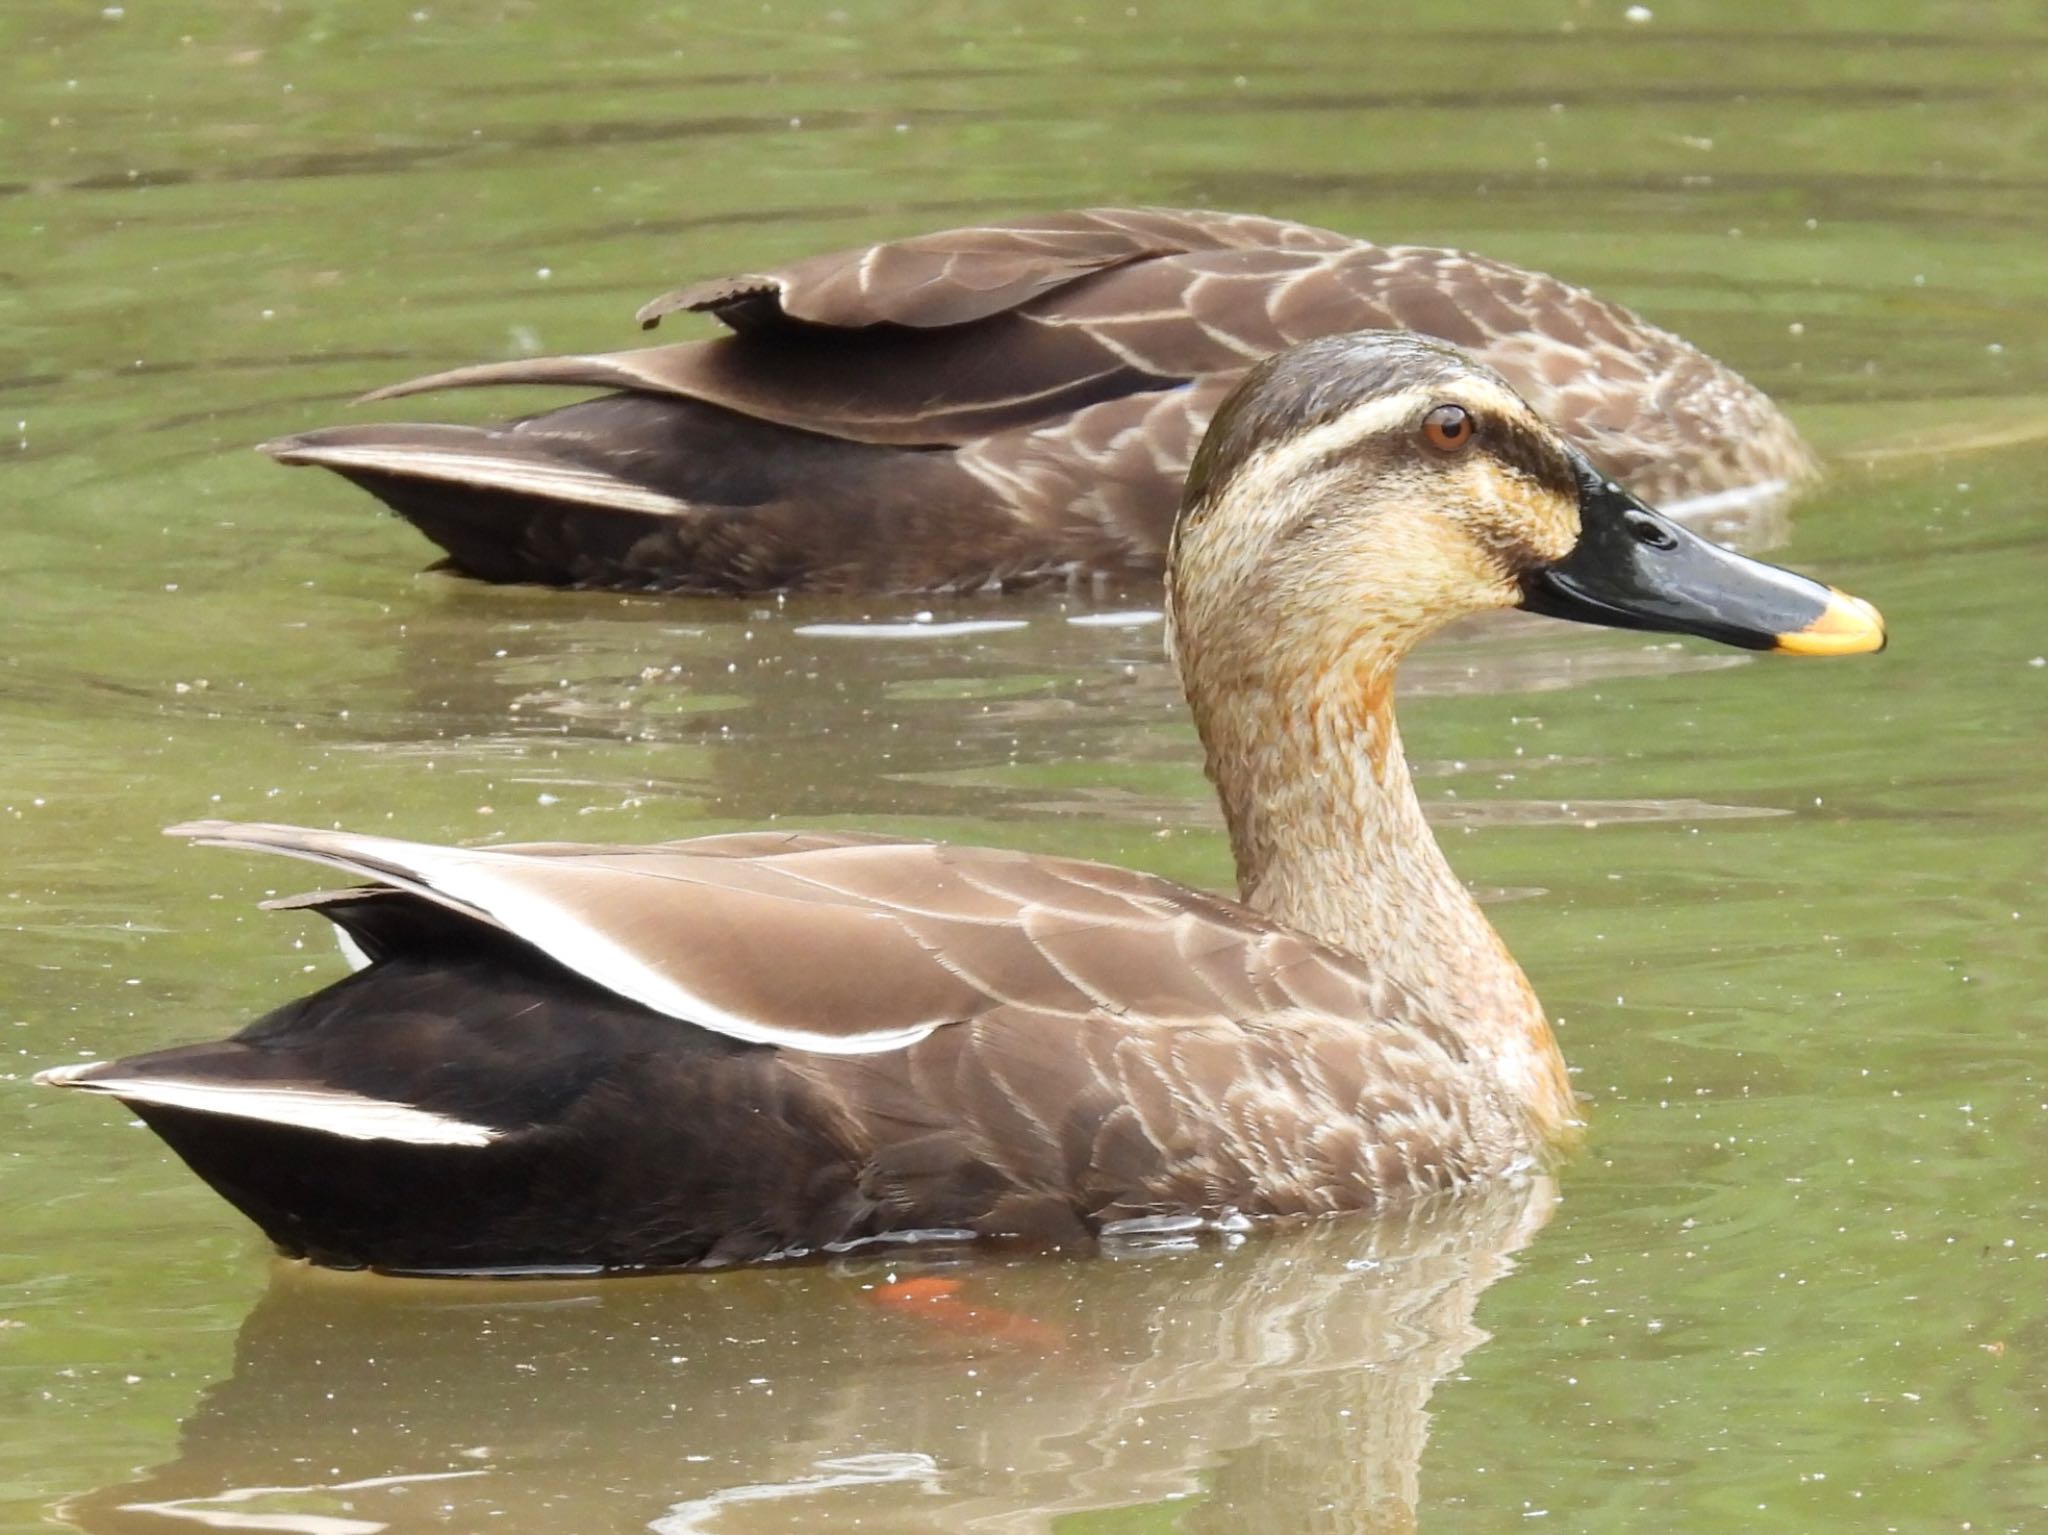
[267,207,1819,595]
[44,333,1882,1274]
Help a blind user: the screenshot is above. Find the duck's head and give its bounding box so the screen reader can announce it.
[1167,331,1883,689]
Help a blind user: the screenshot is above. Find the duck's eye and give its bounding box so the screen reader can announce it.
[1421,404,1474,454]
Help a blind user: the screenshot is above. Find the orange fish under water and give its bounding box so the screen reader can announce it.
[867,1277,1066,1354]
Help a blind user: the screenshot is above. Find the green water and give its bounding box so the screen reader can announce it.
[4,2,2045,1530]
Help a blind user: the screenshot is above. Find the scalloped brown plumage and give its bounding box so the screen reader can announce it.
[264,207,1819,594]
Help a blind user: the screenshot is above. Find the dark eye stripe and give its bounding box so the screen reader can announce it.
[1484,416,1578,488]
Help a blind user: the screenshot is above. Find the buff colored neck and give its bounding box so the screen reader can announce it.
[1189,647,1577,1142]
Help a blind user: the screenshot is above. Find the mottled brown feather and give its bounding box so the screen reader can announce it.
[164,821,1475,1066]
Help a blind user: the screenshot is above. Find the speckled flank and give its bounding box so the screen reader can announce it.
[265,206,1818,594]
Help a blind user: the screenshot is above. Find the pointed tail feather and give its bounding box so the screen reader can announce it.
[34,1050,503,1146]
[352,350,697,405]
[263,423,699,519]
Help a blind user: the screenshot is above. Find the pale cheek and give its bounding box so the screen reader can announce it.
[1529,512,1579,566]
[1359,519,1517,625]
[1483,570,1526,612]
[1467,465,1577,565]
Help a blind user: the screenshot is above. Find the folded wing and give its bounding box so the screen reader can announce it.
[166,820,1443,1060]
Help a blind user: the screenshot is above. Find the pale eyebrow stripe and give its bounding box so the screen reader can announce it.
[1220,387,1437,510]
[1221,374,1537,509]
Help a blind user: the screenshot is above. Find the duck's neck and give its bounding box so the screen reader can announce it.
[1192,651,1576,1140]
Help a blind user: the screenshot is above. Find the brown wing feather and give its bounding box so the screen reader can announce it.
[633,207,1355,331]
[361,315,1163,447]
[166,822,1458,1072]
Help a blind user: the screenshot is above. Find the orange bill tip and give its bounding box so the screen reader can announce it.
[1773,588,1887,656]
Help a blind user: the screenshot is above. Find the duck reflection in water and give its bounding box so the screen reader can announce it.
[62,1180,1547,1535]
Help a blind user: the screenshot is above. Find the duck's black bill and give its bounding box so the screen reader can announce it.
[1521,457,1885,655]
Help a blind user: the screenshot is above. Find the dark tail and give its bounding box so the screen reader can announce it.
[265,393,1029,594]
[35,955,790,1273]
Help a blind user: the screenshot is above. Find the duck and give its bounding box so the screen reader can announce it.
[264,206,1820,596]
[40,332,1883,1275]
